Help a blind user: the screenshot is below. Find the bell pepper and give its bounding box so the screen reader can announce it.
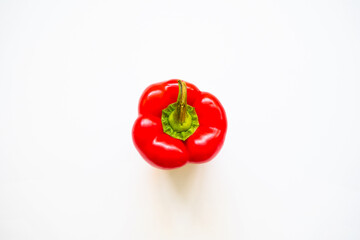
[132,79,227,169]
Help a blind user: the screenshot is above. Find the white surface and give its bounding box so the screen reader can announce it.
[1,0,360,239]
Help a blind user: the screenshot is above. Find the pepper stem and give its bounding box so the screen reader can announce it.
[161,79,200,140]
[175,80,187,124]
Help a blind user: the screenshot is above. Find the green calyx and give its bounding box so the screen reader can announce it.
[161,80,199,141]
[162,103,199,140]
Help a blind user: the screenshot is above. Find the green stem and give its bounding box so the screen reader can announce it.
[175,80,187,124]
[161,79,200,141]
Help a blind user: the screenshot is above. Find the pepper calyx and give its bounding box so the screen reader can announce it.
[162,103,199,140]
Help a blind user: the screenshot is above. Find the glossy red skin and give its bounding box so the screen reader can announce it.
[132,79,227,169]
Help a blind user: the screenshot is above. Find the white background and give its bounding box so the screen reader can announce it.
[1,0,360,239]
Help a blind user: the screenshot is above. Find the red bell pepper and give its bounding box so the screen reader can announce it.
[132,79,227,169]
